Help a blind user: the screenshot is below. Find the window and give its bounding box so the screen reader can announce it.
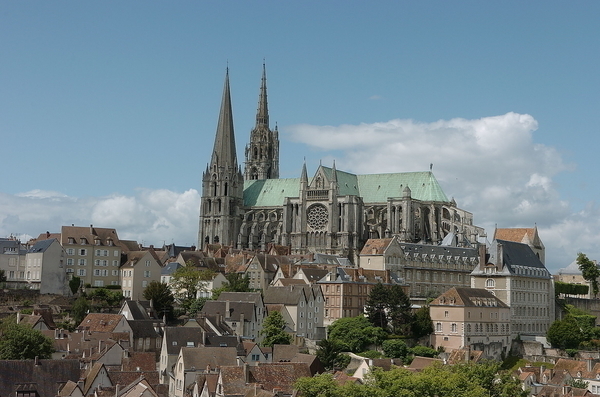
[112,270,119,276]
[67,259,74,266]
[251,354,260,361]
[444,311,449,318]
[486,279,495,288]
[144,271,151,278]
[66,268,74,274]
[94,280,104,287]
[78,259,86,266]
[145,260,151,266]
[436,323,442,332]
[79,249,87,256]
[451,323,457,333]
[67,248,74,255]
[78,269,86,276]
[142,281,148,288]
[114,250,119,257]
[113,260,119,266]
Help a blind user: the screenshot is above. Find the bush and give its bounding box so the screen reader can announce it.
[410,345,439,358]
[382,339,409,359]
[357,350,384,359]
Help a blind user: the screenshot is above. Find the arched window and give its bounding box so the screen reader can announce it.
[486,278,495,288]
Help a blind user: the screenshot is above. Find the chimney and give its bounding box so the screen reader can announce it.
[225,301,230,318]
[55,328,60,339]
[90,224,94,235]
[478,244,486,267]
[34,356,40,365]
[239,313,244,335]
[16,312,21,324]
[588,358,594,372]
[46,231,50,238]
[243,362,249,383]
[496,242,503,267]
[539,365,545,382]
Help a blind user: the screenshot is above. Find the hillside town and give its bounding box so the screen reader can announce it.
[1,67,599,397]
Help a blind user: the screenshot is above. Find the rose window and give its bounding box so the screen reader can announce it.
[307,204,328,230]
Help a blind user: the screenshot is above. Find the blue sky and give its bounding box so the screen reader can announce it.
[1,2,599,272]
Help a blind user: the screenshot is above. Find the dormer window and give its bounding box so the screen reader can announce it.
[94,238,101,246]
[80,238,88,245]
[68,237,75,244]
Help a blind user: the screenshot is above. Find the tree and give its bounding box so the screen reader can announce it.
[0,269,6,283]
[212,273,250,300]
[365,283,413,334]
[410,345,439,358]
[0,320,54,360]
[411,306,434,338]
[87,288,123,308]
[327,316,387,353]
[71,296,90,325]
[69,276,81,295]
[316,338,350,371]
[577,253,599,297]
[568,378,590,389]
[547,315,584,349]
[382,339,409,359]
[260,310,292,347]
[143,281,175,319]
[170,262,215,306]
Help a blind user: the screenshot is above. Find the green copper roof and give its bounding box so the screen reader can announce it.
[243,170,449,208]
[244,178,301,207]
[356,171,449,203]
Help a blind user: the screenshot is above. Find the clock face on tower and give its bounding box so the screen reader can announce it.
[307,204,328,230]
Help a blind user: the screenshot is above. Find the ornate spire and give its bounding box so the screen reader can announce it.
[211,68,237,169]
[255,61,268,128]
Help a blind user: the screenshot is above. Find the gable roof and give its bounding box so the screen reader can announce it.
[163,327,206,355]
[202,301,256,322]
[360,238,394,255]
[430,287,509,308]
[492,239,548,271]
[180,346,238,369]
[79,313,126,332]
[494,227,544,249]
[0,359,81,397]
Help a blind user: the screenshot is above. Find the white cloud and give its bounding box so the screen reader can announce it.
[0,189,201,247]
[286,112,593,271]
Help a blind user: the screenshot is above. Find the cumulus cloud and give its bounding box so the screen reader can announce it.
[0,189,201,247]
[286,112,591,271]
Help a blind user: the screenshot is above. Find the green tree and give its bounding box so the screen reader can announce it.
[327,316,387,353]
[69,276,81,295]
[411,306,434,338]
[72,296,90,325]
[171,262,215,306]
[0,269,6,283]
[547,315,584,349]
[212,273,251,299]
[294,373,339,397]
[87,288,123,308]
[316,338,350,370]
[410,345,439,358]
[577,253,599,297]
[382,339,409,359]
[188,297,209,316]
[143,281,175,319]
[365,283,413,334]
[0,320,54,360]
[568,378,590,389]
[260,310,292,347]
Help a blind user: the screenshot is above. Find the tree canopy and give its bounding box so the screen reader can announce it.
[295,361,527,397]
[547,315,584,349]
[260,310,292,347]
[212,273,250,300]
[365,283,413,334]
[0,319,54,360]
[577,253,599,297]
[316,338,350,371]
[143,281,175,319]
[170,262,216,305]
[327,316,387,353]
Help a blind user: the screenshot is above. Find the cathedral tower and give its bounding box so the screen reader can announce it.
[244,63,279,180]
[198,69,244,249]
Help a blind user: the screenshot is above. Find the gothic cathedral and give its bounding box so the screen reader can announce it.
[198,66,484,263]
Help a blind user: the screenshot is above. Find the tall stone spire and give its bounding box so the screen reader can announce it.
[211,68,238,169]
[256,62,269,128]
[244,63,279,180]
[199,68,244,250]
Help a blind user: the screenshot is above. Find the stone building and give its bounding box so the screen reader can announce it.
[429,287,510,360]
[197,67,484,263]
[470,239,554,337]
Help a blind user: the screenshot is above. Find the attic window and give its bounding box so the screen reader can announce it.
[186,342,194,347]
[172,341,177,346]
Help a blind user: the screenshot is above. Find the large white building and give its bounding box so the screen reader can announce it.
[471,238,554,337]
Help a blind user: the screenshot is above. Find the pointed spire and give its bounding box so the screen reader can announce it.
[301,159,308,183]
[211,69,238,169]
[255,61,269,128]
[331,160,337,182]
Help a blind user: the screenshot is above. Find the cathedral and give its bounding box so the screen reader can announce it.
[198,66,484,263]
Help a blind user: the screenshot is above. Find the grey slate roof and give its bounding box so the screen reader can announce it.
[201,301,256,322]
[27,238,57,253]
[217,292,263,304]
[263,286,307,306]
[491,239,550,276]
[163,327,206,355]
[0,359,81,397]
[180,346,238,369]
[161,261,182,275]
